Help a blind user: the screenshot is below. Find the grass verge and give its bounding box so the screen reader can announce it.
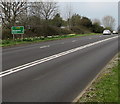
[77,54,119,103]
[1,33,100,47]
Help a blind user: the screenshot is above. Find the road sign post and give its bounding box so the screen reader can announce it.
[11,26,24,40]
[13,34,15,40]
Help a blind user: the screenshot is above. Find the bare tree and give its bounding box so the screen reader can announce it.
[40,1,58,20]
[65,3,74,29]
[28,2,42,18]
[102,16,115,30]
[27,2,43,28]
[0,0,27,28]
[28,1,58,21]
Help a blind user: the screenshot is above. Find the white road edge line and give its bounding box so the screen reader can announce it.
[0,36,118,77]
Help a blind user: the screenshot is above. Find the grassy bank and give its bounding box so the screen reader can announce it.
[78,55,119,103]
[1,33,100,47]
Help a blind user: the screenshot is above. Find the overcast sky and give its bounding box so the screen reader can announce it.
[58,1,118,30]
[38,0,119,2]
[30,0,119,30]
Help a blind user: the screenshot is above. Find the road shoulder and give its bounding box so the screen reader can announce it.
[74,53,119,103]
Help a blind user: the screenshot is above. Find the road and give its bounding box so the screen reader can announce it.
[1,34,119,102]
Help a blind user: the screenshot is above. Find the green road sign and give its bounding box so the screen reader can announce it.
[11,26,24,34]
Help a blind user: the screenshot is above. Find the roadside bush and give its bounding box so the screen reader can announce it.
[42,26,60,37]
[70,26,85,34]
[92,23,104,33]
[25,26,43,37]
[60,28,73,35]
[25,26,62,37]
[2,28,11,39]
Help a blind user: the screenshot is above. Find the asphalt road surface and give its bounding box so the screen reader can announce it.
[2,34,119,102]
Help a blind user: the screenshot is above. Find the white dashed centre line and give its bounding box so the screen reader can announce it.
[40,45,50,49]
[72,40,77,42]
[61,42,65,44]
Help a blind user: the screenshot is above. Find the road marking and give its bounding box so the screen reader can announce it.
[72,40,77,42]
[61,42,65,44]
[89,38,92,39]
[99,36,102,37]
[0,36,118,77]
[40,45,50,48]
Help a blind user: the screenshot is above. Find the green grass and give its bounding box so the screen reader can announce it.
[118,58,120,103]
[1,33,100,47]
[78,57,119,103]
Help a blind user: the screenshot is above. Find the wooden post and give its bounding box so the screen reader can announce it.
[21,34,23,40]
[13,34,15,40]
